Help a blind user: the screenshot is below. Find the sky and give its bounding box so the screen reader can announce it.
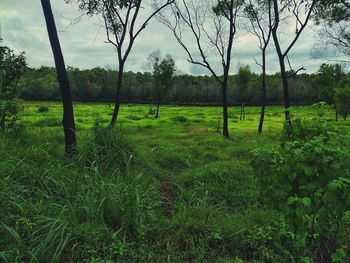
[0,0,346,75]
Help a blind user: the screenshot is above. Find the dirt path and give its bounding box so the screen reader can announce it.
[159,179,176,216]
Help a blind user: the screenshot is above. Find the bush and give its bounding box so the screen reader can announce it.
[252,122,350,261]
[280,117,340,144]
[37,106,49,112]
[335,87,350,120]
[312,101,327,118]
[0,99,24,131]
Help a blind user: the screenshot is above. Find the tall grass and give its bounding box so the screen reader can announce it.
[0,128,162,262]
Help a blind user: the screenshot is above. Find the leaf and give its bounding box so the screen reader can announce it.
[287,196,299,205]
[301,197,311,207]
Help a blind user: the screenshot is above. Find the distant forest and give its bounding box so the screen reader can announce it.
[18,66,350,105]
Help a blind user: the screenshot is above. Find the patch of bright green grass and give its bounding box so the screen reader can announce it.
[0,102,348,262]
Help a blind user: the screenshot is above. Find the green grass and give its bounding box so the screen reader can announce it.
[0,102,349,262]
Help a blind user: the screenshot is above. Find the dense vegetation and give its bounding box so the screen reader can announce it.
[0,103,350,262]
[17,66,350,105]
[1,0,350,262]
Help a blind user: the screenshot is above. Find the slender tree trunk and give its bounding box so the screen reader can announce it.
[110,63,124,127]
[272,0,291,128]
[12,76,20,97]
[222,76,229,138]
[243,103,245,120]
[156,96,160,118]
[0,114,4,130]
[258,50,267,134]
[278,56,292,126]
[240,103,243,121]
[41,0,77,156]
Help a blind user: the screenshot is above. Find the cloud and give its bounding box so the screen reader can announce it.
[0,0,346,75]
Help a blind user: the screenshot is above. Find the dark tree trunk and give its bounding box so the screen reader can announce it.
[12,76,20,96]
[41,0,77,156]
[240,103,243,121]
[110,63,124,128]
[272,0,291,129]
[279,59,291,125]
[222,77,229,138]
[0,114,4,130]
[243,103,245,120]
[258,50,267,134]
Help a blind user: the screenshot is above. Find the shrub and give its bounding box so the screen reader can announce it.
[37,106,49,112]
[280,117,339,144]
[312,101,327,118]
[252,122,350,260]
[335,87,350,120]
[0,99,24,131]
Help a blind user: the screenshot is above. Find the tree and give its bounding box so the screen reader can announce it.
[0,38,27,130]
[71,0,175,127]
[148,51,176,118]
[41,0,77,156]
[0,39,27,98]
[334,86,350,120]
[314,63,344,120]
[236,65,251,121]
[270,0,317,127]
[244,0,272,133]
[158,0,245,138]
[313,0,350,63]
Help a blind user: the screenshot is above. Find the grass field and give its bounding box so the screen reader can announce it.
[1,102,349,262]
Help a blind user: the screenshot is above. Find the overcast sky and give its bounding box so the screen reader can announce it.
[0,0,345,75]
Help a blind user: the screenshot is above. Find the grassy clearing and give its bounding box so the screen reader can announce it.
[0,102,349,262]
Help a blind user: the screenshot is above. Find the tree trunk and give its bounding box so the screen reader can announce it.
[110,63,124,128]
[271,1,291,129]
[243,103,245,120]
[41,0,77,157]
[222,77,229,138]
[12,76,20,97]
[240,103,243,121]
[279,57,291,126]
[258,50,267,134]
[0,114,4,130]
[156,97,160,118]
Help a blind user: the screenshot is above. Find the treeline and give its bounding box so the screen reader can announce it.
[18,66,348,105]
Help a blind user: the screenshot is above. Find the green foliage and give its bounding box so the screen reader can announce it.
[236,64,251,102]
[0,99,24,131]
[16,64,350,105]
[1,103,349,262]
[81,124,136,173]
[312,101,327,117]
[252,120,350,260]
[314,63,344,105]
[0,38,27,131]
[335,86,350,120]
[0,128,162,262]
[315,0,350,23]
[149,51,176,116]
